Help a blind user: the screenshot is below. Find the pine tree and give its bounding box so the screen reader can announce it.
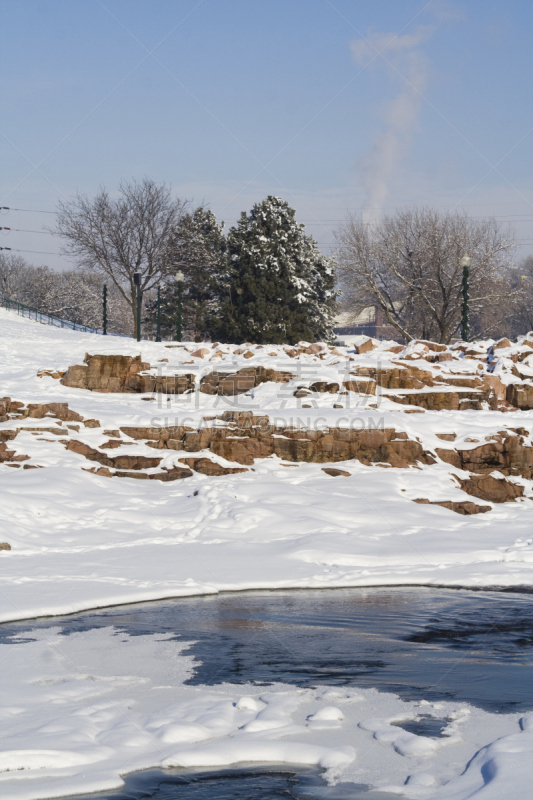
[216,196,336,344]
[146,207,226,341]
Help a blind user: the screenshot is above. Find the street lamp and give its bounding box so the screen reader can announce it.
[461,255,471,342]
[175,270,184,342]
[102,284,107,336]
[133,272,142,342]
[155,284,161,342]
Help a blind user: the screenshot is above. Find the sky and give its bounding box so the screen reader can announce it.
[1,0,533,271]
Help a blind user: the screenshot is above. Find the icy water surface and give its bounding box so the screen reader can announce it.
[4,586,533,712]
[69,767,400,800]
[4,587,533,799]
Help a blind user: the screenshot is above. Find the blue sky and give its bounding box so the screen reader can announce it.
[1,0,532,269]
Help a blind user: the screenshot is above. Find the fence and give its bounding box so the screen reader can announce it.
[0,295,127,337]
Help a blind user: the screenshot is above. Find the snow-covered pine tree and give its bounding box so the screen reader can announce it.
[146,207,226,341]
[216,196,336,344]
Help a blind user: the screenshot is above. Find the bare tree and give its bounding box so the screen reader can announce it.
[336,207,517,343]
[507,256,533,337]
[1,253,132,335]
[0,253,30,298]
[54,178,187,336]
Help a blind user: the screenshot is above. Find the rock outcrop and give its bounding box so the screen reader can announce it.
[178,457,248,476]
[414,499,491,515]
[66,439,162,471]
[120,412,431,469]
[436,432,533,479]
[506,383,533,410]
[456,474,524,503]
[61,354,195,394]
[200,366,294,396]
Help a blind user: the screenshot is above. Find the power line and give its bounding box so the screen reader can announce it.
[0,206,56,214]
[0,227,53,234]
[0,247,60,255]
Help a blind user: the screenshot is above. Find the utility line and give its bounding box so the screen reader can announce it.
[0,227,53,234]
[0,206,55,214]
[0,247,60,255]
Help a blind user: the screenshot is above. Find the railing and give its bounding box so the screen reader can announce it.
[0,295,127,337]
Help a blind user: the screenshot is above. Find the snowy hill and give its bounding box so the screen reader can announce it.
[2,307,533,621]
[1,306,533,800]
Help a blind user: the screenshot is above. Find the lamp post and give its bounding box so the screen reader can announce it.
[461,255,471,342]
[102,284,107,336]
[133,272,141,342]
[175,270,184,342]
[155,285,161,342]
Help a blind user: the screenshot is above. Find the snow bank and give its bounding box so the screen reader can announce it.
[0,625,527,800]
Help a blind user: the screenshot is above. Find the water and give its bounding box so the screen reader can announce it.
[4,587,532,713]
[391,715,450,738]
[67,767,400,800]
[4,587,532,799]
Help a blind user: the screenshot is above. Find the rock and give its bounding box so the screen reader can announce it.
[0,430,18,443]
[457,473,523,503]
[61,354,195,395]
[494,338,512,349]
[66,439,161,471]
[442,376,483,388]
[191,348,210,358]
[436,351,453,362]
[310,381,340,394]
[414,340,448,352]
[342,379,376,395]
[178,458,248,476]
[354,337,376,354]
[482,374,507,403]
[437,433,533,479]
[388,389,488,412]
[200,366,294,396]
[0,442,28,463]
[151,466,193,482]
[506,383,533,410]
[83,419,100,428]
[124,414,430,470]
[61,354,146,392]
[83,466,114,478]
[352,364,436,391]
[436,433,457,441]
[385,345,404,354]
[322,468,351,477]
[26,403,83,422]
[104,429,121,437]
[0,543,11,551]
[414,499,491,515]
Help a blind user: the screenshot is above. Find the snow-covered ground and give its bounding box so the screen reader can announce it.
[0,624,530,800]
[1,308,533,798]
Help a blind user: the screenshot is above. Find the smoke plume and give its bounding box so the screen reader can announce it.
[351,28,432,223]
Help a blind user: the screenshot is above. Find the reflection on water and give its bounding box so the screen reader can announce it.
[2,587,532,712]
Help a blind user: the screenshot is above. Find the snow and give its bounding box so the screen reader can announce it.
[1,308,533,798]
[0,624,529,800]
